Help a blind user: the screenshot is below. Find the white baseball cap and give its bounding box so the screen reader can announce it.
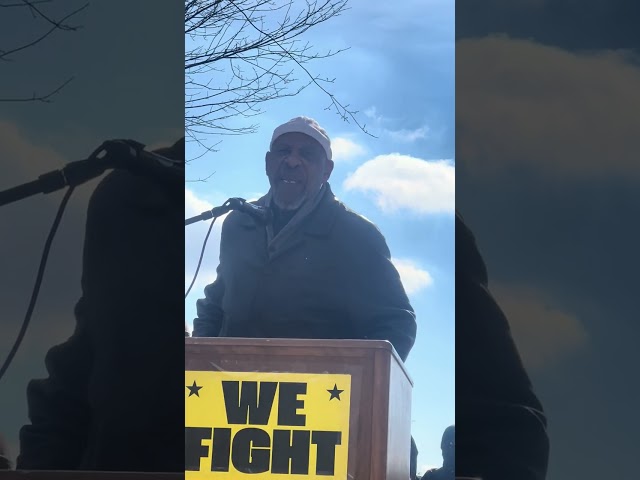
[270,116,332,161]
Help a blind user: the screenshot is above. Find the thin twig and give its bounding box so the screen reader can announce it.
[0,2,89,60]
[0,76,74,103]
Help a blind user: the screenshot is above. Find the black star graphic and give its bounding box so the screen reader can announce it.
[187,380,203,397]
[327,384,344,401]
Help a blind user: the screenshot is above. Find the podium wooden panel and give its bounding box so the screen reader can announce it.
[185,337,413,480]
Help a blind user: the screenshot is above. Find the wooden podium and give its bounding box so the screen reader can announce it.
[185,337,413,480]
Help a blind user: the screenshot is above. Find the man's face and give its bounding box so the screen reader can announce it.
[266,132,334,210]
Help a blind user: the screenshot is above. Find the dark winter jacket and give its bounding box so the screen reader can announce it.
[17,139,184,471]
[455,211,549,480]
[193,184,417,361]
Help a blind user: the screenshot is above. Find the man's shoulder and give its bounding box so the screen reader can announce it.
[332,198,387,247]
[455,210,488,285]
[421,468,441,479]
[221,209,252,229]
[90,168,176,215]
[88,170,141,217]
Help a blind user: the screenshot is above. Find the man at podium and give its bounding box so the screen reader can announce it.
[192,116,419,475]
[192,116,417,361]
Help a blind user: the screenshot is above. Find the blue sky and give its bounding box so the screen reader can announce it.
[184,0,454,474]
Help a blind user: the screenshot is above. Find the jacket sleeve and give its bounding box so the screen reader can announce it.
[193,267,225,337]
[345,219,417,362]
[455,211,549,480]
[421,468,438,479]
[17,298,93,469]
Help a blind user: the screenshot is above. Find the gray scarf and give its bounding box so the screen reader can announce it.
[262,183,328,252]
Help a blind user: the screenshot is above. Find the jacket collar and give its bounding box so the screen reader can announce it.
[235,183,340,237]
[302,184,340,237]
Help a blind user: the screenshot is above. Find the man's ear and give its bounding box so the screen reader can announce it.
[265,151,272,175]
[324,159,335,182]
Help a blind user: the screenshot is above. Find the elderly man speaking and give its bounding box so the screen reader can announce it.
[193,116,419,478]
[192,116,417,362]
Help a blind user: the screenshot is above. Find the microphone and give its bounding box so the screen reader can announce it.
[112,141,184,185]
[185,198,271,226]
[228,198,272,224]
[184,197,270,301]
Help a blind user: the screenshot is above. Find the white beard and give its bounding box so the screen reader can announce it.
[273,192,307,211]
[272,182,324,211]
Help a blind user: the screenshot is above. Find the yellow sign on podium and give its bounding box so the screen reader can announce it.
[185,371,352,479]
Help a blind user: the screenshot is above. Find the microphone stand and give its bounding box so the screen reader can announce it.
[185,202,233,225]
[0,156,112,208]
[184,198,254,226]
[0,139,183,208]
[0,140,150,208]
[184,198,250,337]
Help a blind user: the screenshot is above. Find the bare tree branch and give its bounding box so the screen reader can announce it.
[0,76,74,102]
[18,0,84,31]
[185,0,373,155]
[229,0,371,135]
[186,171,216,182]
[0,0,51,7]
[0,1,88,102]
[0,2,88,60]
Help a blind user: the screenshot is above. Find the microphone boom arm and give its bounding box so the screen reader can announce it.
[0,155,111,208]
[0,139,183,208]
[185,198,268,226]
[185,202,234,226]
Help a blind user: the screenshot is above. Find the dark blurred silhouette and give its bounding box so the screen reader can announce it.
[455,212,549,479]
[17,138,184,471]
[411,437,419,480]
[422,425,455,480]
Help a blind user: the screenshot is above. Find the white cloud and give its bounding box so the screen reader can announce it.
[331,137,366,162]
[0,121,65,173]
[392,258,434,295]
[244,192,266,202]
[361,107,431,144]
[0,120,98,201]
[417,464,439,476]
[386,125,429,143]
[185,269,218,295]
[343,154,455,214]
[491,284,589,370]
[185,188,214,217]
[364,106,384,123]
[457,36,640,179]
